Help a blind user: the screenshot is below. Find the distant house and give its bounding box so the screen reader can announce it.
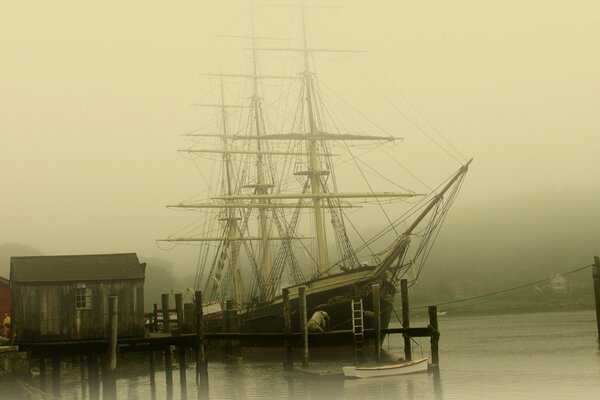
[0,276,10,321]
[550,274,568,291]
[10,253,146,342]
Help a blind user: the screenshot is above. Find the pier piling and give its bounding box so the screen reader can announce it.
[152,303,159,333]
[175,293,184,334]
[178,346,188,400]
[162,293,171,334]
[593,256,600,341]
[372,283,381,362]
[282,287,293,371]
[428,305,440,367]
[79,355,86,396]
[194,290,209,400]
[149,350,157,400]
[51,357,61,398]
[299,286,309,368]
[227,300,241,359]
[184,303,194,333]
[104,295,118,400]
[164,346,174,400]
[401,279,412,361]
[39,358,47,392]
[88,353,100,400]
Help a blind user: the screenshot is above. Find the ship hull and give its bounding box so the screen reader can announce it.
[204,266,396,349]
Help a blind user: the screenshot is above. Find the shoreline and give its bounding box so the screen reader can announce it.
[410,303,595,319]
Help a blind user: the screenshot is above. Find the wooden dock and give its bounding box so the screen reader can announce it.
[14,282,441,400]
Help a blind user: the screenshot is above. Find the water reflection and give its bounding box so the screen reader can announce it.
[40,310,600,399]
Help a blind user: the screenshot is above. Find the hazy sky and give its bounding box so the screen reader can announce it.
[2,1,599,273]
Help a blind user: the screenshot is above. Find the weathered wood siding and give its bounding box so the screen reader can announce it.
[13,280,144,342]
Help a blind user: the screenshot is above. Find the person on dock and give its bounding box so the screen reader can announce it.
[307,311,330,332]
[2,313,10,338]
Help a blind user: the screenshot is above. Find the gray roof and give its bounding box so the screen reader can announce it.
[10,253,145,283]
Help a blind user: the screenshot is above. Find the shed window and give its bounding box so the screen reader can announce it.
[76,287,92,309]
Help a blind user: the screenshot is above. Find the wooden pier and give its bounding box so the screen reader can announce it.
[15,282,441,400]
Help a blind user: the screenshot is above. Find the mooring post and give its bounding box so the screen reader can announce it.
[80,354,86,397]
[184,303,194,333]
[51,357,61,398]
[39,358,47,392]
[152,303,159,333]
[298,286,309,368]
[224,299,234,358]
[164,346,174,400]
[593,256,600,341]
[88,352,100,400]
[372,283,381,362]
[149,350,157,400]
[178,345,188,400]
[103,295,118,400]
[401,279,412,361]
[175,293,184,335]
[428,305,440,367]
[228,300,241,359]
[194,290,209,400]
[282,287,294,371]
[161,293,171,334]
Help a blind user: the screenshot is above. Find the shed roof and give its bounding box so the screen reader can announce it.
[10,253,145,283]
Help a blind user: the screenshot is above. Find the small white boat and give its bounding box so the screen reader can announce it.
[343,357,429,378]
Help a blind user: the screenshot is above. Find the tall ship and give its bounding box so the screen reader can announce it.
[160,5,470,348]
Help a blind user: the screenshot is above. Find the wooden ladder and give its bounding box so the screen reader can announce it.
[351,298,364,353]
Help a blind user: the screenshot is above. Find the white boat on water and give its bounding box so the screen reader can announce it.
[343,358,429,378]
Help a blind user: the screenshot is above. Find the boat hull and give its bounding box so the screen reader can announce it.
[343,357,429,378]
[204,266,396,348]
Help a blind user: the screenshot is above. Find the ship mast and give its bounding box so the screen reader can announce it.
[300,5,327,274]
[218,78,243,307]
[249,8,272,284]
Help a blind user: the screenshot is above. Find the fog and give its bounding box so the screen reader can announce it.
[1,1,599,294]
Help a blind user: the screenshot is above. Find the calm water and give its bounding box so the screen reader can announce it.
[53,309,600,399]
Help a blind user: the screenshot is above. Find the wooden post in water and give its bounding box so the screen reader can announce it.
[152,303,159,333]
[593,256,600,341]
[184,303,194,333]
[164,346,173,400]
[149,351,157,400]
[80,354,86,397]
[102,296,119,400]
[104,295,118,400]
[224,299,233,358]
[39,358,47,392]
[282,287,294,371]
[298,286,309,368]
[161,294,171,334]
[194,290,209,400]
[372,283,381,362]
[428,305,440,367]
[88,353,100,400]
[228,300,240,359]
[175,293,184,335]
[178,346,188,400]
[401,279,412,361]
[51,357,60,398]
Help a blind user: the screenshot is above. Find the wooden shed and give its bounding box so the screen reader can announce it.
[10,253,146,342]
